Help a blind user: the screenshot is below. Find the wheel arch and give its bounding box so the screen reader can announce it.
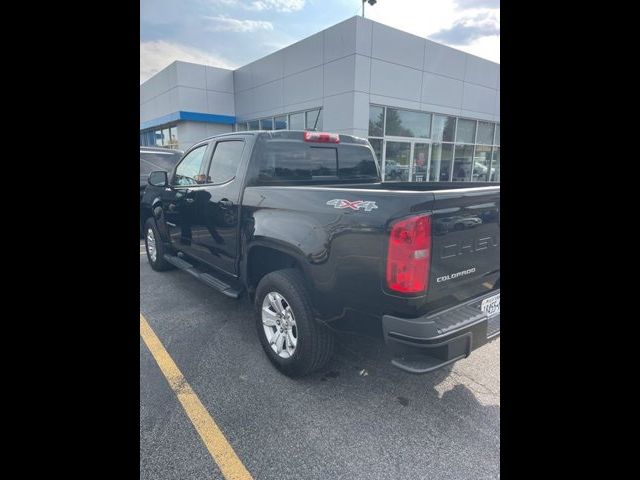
[243,242,310,301]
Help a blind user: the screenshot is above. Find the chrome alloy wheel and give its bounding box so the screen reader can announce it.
[262,292,298,358]
[146,227,157,262]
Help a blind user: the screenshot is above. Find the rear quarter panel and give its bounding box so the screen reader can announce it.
[241,186,437,320]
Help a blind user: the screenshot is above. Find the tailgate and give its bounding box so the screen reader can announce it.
[428,187,500,298]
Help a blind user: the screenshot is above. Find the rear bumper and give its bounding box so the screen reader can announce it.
[382,289,500,374]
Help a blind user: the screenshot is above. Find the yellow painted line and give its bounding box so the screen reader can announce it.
[483,282,493,289]
[140,314,253,480]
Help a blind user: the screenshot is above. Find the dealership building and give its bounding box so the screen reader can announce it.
[140,15,500,182]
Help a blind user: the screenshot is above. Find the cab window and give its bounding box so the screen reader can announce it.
[172,145,208,186]
[207,140,245,184]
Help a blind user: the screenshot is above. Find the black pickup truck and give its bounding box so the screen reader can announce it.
[141,130,500,377]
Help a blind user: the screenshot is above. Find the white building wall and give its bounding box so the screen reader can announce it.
[140,17,499,147]
[235,16,499,139]
[140,61,235,123]
[358,18,500,125]
[178,122,233,150]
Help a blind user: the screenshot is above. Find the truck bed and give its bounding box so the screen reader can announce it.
[242,181,500,321]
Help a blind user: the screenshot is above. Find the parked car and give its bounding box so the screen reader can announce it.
[384,160,410,181]
[140,147,183,235]
[472,160,496,181]
[140,147,183,201]
[141,131,500,377]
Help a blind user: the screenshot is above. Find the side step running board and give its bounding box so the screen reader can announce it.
[163,254,242,299]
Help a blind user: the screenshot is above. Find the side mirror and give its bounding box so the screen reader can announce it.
[148,170,169,187]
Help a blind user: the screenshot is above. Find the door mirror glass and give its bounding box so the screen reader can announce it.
[148,170,168,187]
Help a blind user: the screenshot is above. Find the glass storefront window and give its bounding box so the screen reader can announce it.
[490,147,500,181]
[413,143,429,182]
[169,127,178,147]
[243,109,321,132]
[369,105,384,136]
[385,108,431,138]
[429,143,454,181]
[369,138,383,166]
[431,115,456,142]
[274,116,287,130]
[456,119,476,144]
[476,122,495,145]
[384,141,411,181]
[289,112,304,130]
[472,145,492,181]
[306,109,322,130]
[453,144,474,181]
[366,104,499,183]
[162,128,170,146]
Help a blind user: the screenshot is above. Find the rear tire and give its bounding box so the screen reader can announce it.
[144,218,174,272]
[255,269,334,377]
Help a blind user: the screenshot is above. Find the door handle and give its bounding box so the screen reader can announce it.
[220,198,233,209]
[185,198,195,204]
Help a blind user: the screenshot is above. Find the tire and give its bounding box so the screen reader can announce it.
[143,217,174,272]
[254,269,334,377]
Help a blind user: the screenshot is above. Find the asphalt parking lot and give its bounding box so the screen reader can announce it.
[140,243,500,480]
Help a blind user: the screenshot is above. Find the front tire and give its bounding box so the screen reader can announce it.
[255,269,334,377]
[144,218,174,272]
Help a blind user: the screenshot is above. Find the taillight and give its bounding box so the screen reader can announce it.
[386,214,431,294]
[303,131,340,143]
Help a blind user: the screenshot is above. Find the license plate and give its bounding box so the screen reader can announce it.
[481,293,500,318]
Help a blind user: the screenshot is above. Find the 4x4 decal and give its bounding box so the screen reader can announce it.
[326,199,378,212]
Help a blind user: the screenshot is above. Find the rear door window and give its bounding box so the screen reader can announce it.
[207,140,245,184]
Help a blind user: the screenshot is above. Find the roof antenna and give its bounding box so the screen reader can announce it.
[362,0,377,18]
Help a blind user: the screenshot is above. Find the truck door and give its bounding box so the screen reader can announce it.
[161,143,211,250]
[187,139,247,276]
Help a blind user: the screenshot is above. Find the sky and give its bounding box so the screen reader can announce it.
[140,0,500,84]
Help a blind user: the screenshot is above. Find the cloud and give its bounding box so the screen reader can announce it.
[209,0,305,12]
[455,0,500,8]
[458,34,500,63]
[249,0,305,11]
[430,12,499,45]
[206,15,274,32]
[359,0,498,62]
[140,40,236,84]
